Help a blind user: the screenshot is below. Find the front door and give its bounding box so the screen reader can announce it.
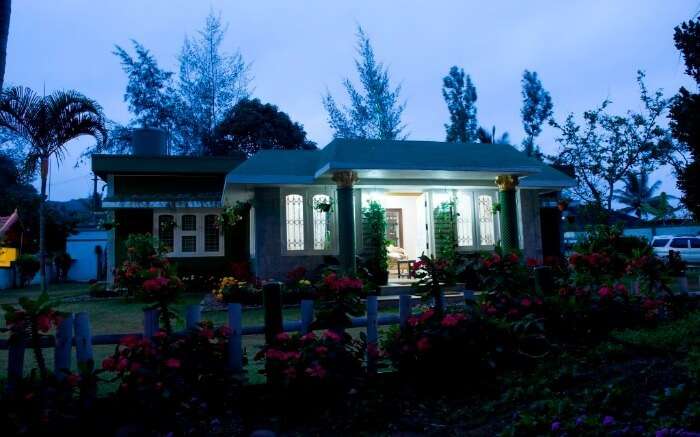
[385,208,403,248]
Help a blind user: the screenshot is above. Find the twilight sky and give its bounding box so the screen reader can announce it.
[5,0,698,201]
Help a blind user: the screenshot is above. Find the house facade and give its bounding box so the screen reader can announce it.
[94,132,575,283]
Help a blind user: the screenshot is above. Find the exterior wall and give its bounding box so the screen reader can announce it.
[253,187,330,280]
[66,229,108,282]
[518,189,544,261]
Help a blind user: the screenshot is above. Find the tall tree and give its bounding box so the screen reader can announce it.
[551,71,677,212]
[670,18,700,219]
[0,87,106,293]
[0,0,10,89]
[520,70,553,159]
[442,66,478,143]
[204,98,316,156]
[178,11,251,154]
[323,26,406,140]
[477,125,510,144]
[613,171,661,219]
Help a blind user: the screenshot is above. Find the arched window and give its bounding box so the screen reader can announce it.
[285,194,305,251]
[312,194,332,250]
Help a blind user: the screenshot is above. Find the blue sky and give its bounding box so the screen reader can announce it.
[6,0,698,201]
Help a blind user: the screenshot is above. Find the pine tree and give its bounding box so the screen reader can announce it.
[323,26,406,140]
[520,70,553,159]
[442,66,478,143]
[178,10,251,154]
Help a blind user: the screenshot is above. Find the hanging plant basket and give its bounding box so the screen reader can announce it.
[313,197,334,213]
[219,201,252,228]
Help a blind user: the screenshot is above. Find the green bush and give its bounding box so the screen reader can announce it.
[15,254,40,287]
[362,201,389,285]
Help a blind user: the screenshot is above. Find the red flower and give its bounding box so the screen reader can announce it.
[164,358,181,369]
[37,314,52,332]
[305,363,327,379]
[116,358,129,371]
[323,330,342,342]
[300,332,316,342]
[102,356,116,370]
[66,373,81,387]
[275,332,290,342]
[120,335,140,348]
[314,345,328,356]
[598,286,612,298]
[441,313,465,327]
[526,258,539,267]
[614,283,628,295]
[508,253,519,263]
[416,336,431,352]
[521,298,532,308]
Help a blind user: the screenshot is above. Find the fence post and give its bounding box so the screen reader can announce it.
[143,308,159,339]
[54,313,74,380]
[186,304,202,330]
[74,312,94,365]
[366,295,378,373]
[463,290,475,309]
[263,282,284,344]
[227,303,243,373]
[399,294,411,327]
[300,299,314,334]
[7,336,25,391]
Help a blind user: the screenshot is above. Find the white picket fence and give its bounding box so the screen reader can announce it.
[0,290,477,384]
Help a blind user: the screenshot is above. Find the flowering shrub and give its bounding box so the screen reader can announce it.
[382,307,513,384]
[2,292,65,384]
[284,266,316,302]
[255,330,365,393]
[412,254,455,315]
[312,272,365,330]
[213,276,261,304]
[102,322,234,420]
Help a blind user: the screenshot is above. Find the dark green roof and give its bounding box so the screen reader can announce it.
[225,139,575,188]
[92,154,244,178]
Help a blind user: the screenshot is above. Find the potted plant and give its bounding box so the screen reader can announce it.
[313,196,334,213]
[362,201,389,286]
[218,201,252,228]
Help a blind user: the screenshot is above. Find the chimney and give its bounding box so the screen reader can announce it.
[131,128,168,156]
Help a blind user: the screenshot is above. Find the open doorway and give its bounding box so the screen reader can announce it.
[382,192,428,281]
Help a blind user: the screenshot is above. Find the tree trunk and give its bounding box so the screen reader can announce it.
[39,157,47,293]
[0,0,10,90]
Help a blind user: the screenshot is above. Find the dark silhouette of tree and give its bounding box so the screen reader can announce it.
[0,0,10,89]
[670,18,700,219]
[477,125,510,144]
[323,26,406,140]
[551,72,676,212]
[520,70,553,159]
[0,87,106,293]
[613,171,661,219]
[442,66,477,143]
[204,98,316,157]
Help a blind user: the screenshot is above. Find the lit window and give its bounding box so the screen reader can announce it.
[204,215,220,252]
[285,194,305,251]
[456,192,473,247]
[312,194,332,250]
[477,194,495,246]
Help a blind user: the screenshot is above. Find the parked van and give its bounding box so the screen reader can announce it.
[651,235,700,264]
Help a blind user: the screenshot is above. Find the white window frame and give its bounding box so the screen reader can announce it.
[454,189,500,252]
[280,187,338,256]
[152,209,225,257]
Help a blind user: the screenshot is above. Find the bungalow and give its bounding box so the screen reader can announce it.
[93,129,575,283]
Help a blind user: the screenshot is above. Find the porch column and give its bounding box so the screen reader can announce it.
[495,175,519,253]
[332,170,359,275]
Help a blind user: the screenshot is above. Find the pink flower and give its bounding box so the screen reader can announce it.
[265,348,286,361]
[441,314,465,327]
[598,286,612,298]
[305,363,327,379]
[520,298,532,308]
[37,314,52,332]
[284,351,301,361]
[102,356,116,370]
[275,332,290,342]
[416,337,431,352]
[323,330,342,342]
[164,358,181,369]
[300,332,316,342]
[116,358,129,372]
[614,283,627,295]
[120,335,140,348]
[314,346,328,356]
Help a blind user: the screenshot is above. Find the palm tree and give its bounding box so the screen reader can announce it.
[477,125,510,144]
[0,86,106,292]
[0,0,10,89]
[613,171,661,219]
[647,192,681,224]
